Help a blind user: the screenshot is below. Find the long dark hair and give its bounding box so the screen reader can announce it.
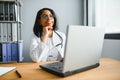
[33,8,58,38]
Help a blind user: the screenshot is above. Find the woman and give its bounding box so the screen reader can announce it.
[29,8,66,62]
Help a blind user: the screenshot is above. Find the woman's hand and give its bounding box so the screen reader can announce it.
[41,26,53,44]
[43,26,53,36]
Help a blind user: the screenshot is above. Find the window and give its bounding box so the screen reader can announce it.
[96,0,120,33]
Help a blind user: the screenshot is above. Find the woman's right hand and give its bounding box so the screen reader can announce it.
[43,26,53,36]
[41,26,53,44]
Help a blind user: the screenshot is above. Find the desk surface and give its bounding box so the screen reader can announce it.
[0,58,120,80]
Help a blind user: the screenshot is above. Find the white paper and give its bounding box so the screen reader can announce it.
[0,67,16,76]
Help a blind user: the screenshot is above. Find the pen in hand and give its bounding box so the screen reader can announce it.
[16,70,22,78]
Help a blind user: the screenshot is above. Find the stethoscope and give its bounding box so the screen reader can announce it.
[54,31,63,48]
[47,31,63,61]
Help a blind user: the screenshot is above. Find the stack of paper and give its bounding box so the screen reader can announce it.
[0,66,16,76]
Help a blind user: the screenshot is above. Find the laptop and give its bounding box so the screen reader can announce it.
[40,25,105,77]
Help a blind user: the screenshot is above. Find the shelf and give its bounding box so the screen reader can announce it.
[0,0,23,63]
[0,40,23,43]
[0,21,23,23]
[0,0,22,6]
[0,0,17,2]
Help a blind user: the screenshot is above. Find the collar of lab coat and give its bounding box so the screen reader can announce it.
[52,31,61,47]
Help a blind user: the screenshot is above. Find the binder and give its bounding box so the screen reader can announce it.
[17,41,23,62]
[7,23,12,41]
[4,2,9,21]
[14,3,17,21]
[0,2,4,21]
[0,23,3,42]
[0,23,1,42]
[12,23,17,41]
[3,23,8,42]
[11,42,17,61]
[0,43,2,62]
[17,24,21,40]
[6,42,12,61]
[9,2,15,21]
[1,43,7,62]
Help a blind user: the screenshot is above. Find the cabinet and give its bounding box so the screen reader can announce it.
[0,0,23,63]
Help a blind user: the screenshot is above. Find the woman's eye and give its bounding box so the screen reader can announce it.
[41,14,54,19]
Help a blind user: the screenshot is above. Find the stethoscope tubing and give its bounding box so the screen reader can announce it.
[54,31,63,48]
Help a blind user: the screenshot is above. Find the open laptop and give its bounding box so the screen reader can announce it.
[40,25,105,77]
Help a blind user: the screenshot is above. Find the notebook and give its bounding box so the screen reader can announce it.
[0,66,16,76]
[40,25,105,77]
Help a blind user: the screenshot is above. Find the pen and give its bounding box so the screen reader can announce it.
[16,70,22,78]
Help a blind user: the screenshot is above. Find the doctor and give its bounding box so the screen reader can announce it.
[29,8,66,62]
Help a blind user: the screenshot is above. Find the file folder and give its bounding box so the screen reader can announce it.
[7,23,12,41]
[17,41,23,62]
[3,23,8,42]
[6,42,12,61]
[0,23,3,42]
[1,43,7,62]
[9,2,15,21]
[12,23,17,41]
[11,42,17,61]
[0,43,2,62]
[4,2,9,21]
[0,2,4,21]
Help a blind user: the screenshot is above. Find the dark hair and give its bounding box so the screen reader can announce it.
[33,8,58,38]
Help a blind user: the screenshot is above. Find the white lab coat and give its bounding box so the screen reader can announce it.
[29,31,66,62]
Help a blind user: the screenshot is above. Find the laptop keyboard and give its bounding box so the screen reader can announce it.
[49,62,63,71]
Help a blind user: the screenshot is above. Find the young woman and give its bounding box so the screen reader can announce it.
[29,8,66,62]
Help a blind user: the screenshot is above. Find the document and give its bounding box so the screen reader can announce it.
[0,66,16,76]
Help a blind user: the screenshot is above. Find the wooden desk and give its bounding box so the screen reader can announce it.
[0,58,120,80]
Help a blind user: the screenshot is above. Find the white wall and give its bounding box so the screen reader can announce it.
[96,0,120,60]
[21,0,84,61]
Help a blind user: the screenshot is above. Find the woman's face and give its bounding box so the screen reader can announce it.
[40,10,54,28]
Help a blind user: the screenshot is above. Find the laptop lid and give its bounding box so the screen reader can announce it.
[62,25,105,73]
[40,25,105,77]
